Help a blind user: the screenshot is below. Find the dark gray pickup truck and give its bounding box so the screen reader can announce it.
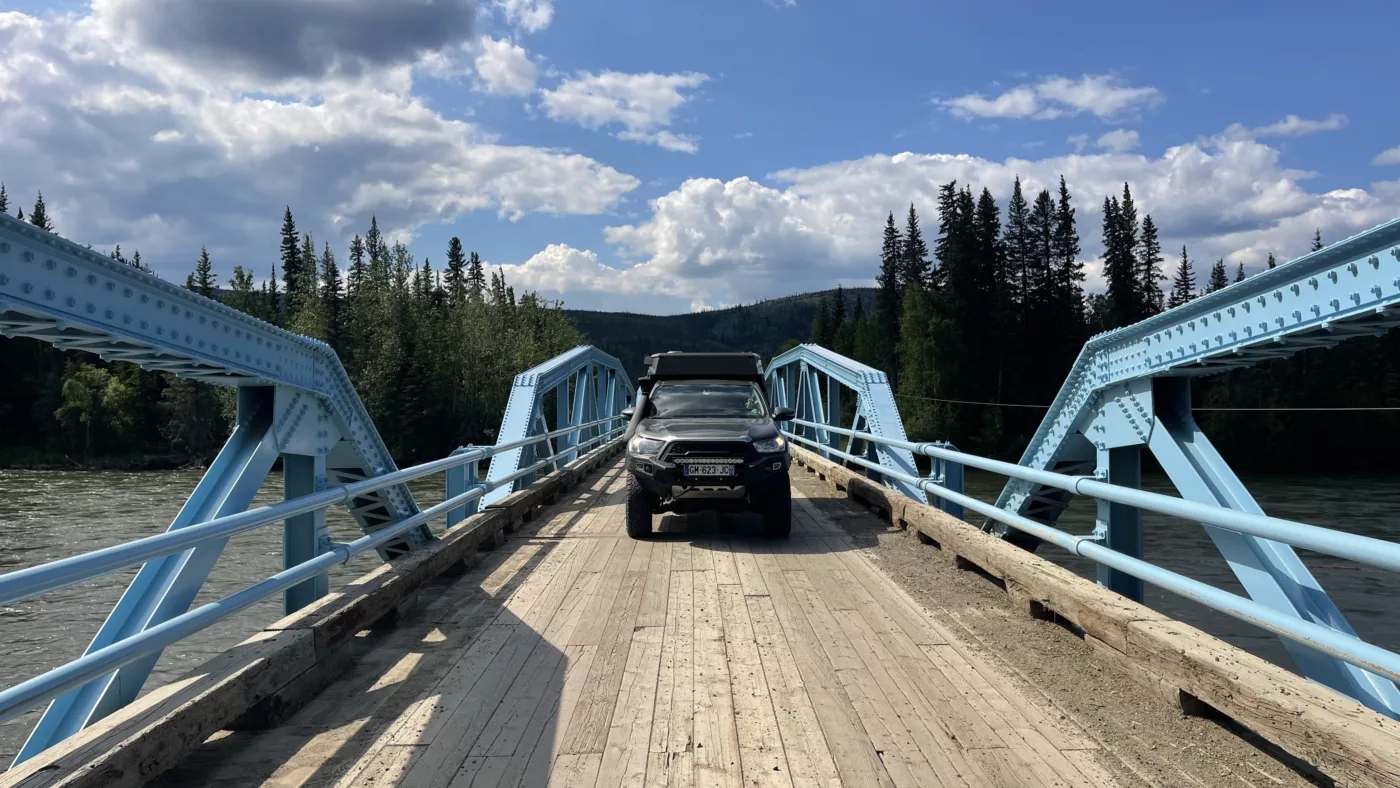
[621,352,794,539]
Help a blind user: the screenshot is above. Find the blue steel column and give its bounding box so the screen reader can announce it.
[17,386,280,765]
[283,454,330,614]
[1095,446,1144,602]
[1150,378,1400,717]
[825,374,842,454]
[445,447,481,528]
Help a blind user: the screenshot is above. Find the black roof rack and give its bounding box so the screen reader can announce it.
[638,352,765,391]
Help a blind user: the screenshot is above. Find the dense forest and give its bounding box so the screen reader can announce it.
[795,179,1400,471]
[2,175,1398,472]
[0,186,581,467]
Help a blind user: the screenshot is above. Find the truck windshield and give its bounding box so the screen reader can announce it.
[648,383,766,418]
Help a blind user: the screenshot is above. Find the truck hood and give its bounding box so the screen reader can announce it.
[638,418,779,441]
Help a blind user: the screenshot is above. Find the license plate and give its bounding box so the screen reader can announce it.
[684,463,735,477]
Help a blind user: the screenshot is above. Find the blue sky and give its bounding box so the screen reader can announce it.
[2,0,1398,313]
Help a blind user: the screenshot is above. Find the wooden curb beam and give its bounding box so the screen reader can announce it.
[0,441,624,788]
[790,445,1400,788]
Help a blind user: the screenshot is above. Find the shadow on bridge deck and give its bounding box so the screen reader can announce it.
[153,459,1120,788]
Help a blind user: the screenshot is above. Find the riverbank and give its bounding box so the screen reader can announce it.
[0,449,207,471]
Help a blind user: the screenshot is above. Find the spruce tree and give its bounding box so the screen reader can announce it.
[29,191,53,232]
[1102,196,1137,328]
[1167,245,1195,309]
[190,246,216,297]
[347,234,366,295]
[320,242,344,351]
[279,208,300,320]
[15,207,22,221]
[445,237,468,306]
[875,212,903,374]
[1206,259,1230,293]
[1003,178,1032,307]
[895,282,943,439]
[901,204,930,287]
[1267,252,1277,269]
[831,284,846,328]
[1137,214,1164,315]
[1027,189,1055,308]
[1311,229,1324,252]
[1234,262,1246,283]
[130,249,149,274]
[467,251,486,301]
[0,183,8,214]
[226,266,258,315]
[266,262,281,325]
[1051,176,1084,327]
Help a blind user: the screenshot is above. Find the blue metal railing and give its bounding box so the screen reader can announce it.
[782,417,1400,697]
[0,417,625,729]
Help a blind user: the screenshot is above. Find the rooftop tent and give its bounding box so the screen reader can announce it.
[639,352,766,389]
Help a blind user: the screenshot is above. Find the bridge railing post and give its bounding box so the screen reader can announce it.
[446,446,482,529]
[1094,446,1144,603]
[283,453,331,614]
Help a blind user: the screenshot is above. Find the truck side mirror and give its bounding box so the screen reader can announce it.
[772,407,795,422]
[621,407,636,420]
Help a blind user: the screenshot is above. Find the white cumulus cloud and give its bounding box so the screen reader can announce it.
[503,133,1400,312]
[493,0,553,33]
[0,7,637,279]
[474,36,536,95]
[938,74,1162,122]
[1371,145,1400,166]
[539,70,709,152]
[1095,129,1140,153]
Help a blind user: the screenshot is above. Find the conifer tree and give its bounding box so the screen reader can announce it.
[467,251,486,301]
[29,191,53,232]
[1207,259,1230,293]
[347,234,366,296]
[1137,214,1164,315]
[130,249,149,274]
[0,183,8,214]
[1267,252,1277,269]
[1234,262,1246,283]
[189,246,216,298]
[266,262,281,325]
[1311,229,1324,252]
[226,266,258,314]
[279,208,300,319]
[831,284,846,328]
[1167,245,1195,309]
[1027,189,1055,308]
[874,211,903,374]
[1102,196,1137,328]
[901,204,930,287]
[15,207,22,221]
[895,282,943,439]
[320,242,345,351]
[445,237,468,306]
[1051,176,1084,326]
[1003,178,1032,307]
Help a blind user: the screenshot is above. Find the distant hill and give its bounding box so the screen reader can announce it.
[566,287,875,381]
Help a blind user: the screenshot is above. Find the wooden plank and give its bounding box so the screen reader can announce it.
[783,571,935,788]
[548,753,602,788]
[518,644,600,787]
[710,540,742,587]
[637,540,674,629]
[560,567,647,754]
[595,625,665,788]
[754,559,892,788]
[745,593,842,788]
[568,536,637,646]
[651,569,695,759]
[730,539,768,597]
[716,584,791,787]
[691,561,742,788]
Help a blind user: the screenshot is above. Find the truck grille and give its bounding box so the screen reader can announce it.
[663,441,750,462]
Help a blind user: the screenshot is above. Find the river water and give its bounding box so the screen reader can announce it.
[0,467,1396,763]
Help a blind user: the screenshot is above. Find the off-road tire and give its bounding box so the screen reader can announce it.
[761,475,792,538]
[626,472,655,539]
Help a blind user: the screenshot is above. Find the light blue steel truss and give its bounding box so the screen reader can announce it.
[995,218,1400,718]
[0,213,433,762]
[481,345,632,504]
[766,344,965,511]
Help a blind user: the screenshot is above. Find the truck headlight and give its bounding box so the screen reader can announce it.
[753,436,786,454]
[629,436,664,456]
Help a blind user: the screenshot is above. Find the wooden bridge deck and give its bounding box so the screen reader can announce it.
[157,460,1119,788]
